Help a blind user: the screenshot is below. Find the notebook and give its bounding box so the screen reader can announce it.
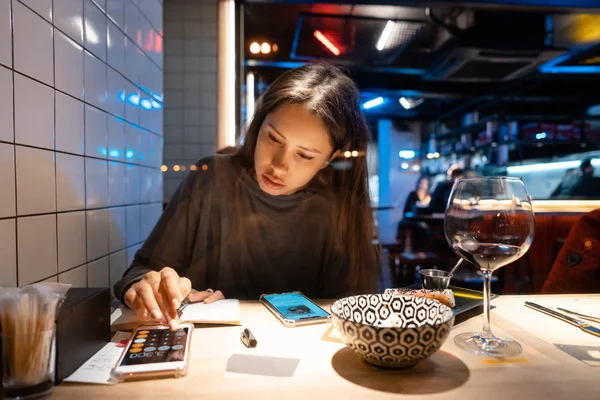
[110,299,242,331]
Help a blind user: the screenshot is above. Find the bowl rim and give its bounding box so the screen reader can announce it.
[330,294,454,329]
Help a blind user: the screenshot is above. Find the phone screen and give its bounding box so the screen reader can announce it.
[263,292,329,321]
[120,327,189,366]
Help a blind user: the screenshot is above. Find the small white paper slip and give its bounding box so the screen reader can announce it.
[63,331,131,385]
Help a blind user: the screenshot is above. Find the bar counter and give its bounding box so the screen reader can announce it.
[54,294,600,399]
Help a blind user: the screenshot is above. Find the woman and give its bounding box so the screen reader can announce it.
[403,176,430,216]
[114,63,379,330]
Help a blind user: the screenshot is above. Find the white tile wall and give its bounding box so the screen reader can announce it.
[85,157,108,208]
[17,214,57,286]
[0,0,12,68]
[0,218,17,286]
[1,0,163,289]
[57,211,87,272]
[59,265,88,287]
[164,0,217,200]
[107,114,125,160]
[108,206,126,252]
[84,51,107,109]
[84,0,107,62]
[108,160,126,206]
[14,73,54,149]
[56,153,85,211]
[0,66,12,142]
[87,208,109,261]
[0,143,15,218]
[13,1,54,85]
[54,29,85,100]
[109,249,127,290]
[55,91,85,154]
[53,0,84,45]
[88,256,109,287]
[19,0,52,22]
[85,105,108,158]
[15,146,56,215]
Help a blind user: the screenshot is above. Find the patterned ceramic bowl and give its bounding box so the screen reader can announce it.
[331,294,454,369]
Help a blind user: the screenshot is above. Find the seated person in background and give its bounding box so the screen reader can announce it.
[427,168,465,214]
[403,176,431,216]
[551,158,599,198]
[113,63,379,330]
[541,208,600,293]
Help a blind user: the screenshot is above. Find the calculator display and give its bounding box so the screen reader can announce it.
[120,327,189,366]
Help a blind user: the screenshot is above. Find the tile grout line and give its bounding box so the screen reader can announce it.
[0,140,162,171]
[29,241,146,286]
[10,0,18,287]
[0,201,164,222]
[82,5,90,286]
[52,0,60,283]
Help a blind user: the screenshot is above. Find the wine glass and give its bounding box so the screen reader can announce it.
[444,177,534,357]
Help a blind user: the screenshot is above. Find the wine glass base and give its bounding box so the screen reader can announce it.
[454,332,523,358]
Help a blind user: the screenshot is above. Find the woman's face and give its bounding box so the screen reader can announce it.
[254,103,335,196]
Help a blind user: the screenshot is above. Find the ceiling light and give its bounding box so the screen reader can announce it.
[399,97,411,109]
[344,151,351,158]
[399,150,416,159]
[362,97,384,110]
[313,30,340,56]
[376,21,395,51]
[249,42,260,54]
[260,42,271,54]
[351,150,359,157]
[399,97,424,109]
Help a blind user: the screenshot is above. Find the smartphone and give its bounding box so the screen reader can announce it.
[111,323,193,382]
[259,291,331,327]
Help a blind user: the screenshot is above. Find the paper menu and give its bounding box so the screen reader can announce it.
[63,331,131,385]
[110,299,242,331]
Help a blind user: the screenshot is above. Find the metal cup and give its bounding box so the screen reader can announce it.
[419,269,452,290]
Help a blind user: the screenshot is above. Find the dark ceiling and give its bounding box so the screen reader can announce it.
[243,1,600,126]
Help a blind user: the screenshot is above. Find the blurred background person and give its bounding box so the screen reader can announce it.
[403,176,431,216]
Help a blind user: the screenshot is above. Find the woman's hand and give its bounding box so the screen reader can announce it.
[124,267,191,330]
[187,288,225,304]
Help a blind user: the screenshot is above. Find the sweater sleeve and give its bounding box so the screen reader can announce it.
[113,164,206,302]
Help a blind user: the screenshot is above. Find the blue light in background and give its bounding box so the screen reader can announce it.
[126,150,135,159]
[140,98,152,110]
[99,147,107,156]
[109,149,121,158]
[127,94,140,105]
[118,91,125,102]
[539,49,600,74]
[152,94,163,102]
[151,100,162,109]
[362,97,384,110]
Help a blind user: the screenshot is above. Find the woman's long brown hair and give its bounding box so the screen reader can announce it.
[237,63,379,294]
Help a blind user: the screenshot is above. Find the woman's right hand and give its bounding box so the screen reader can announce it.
[123,267,191,330]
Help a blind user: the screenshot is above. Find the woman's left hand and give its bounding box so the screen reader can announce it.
[187,288,225,304]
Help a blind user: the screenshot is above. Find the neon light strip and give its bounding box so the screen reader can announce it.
[376,21,394,51]
[313,30,340,56]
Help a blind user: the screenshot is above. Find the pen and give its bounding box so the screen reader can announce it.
[240,328,258,348]
[176,297,190,319]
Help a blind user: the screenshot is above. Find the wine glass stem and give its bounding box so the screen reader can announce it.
[482,270,493,338]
